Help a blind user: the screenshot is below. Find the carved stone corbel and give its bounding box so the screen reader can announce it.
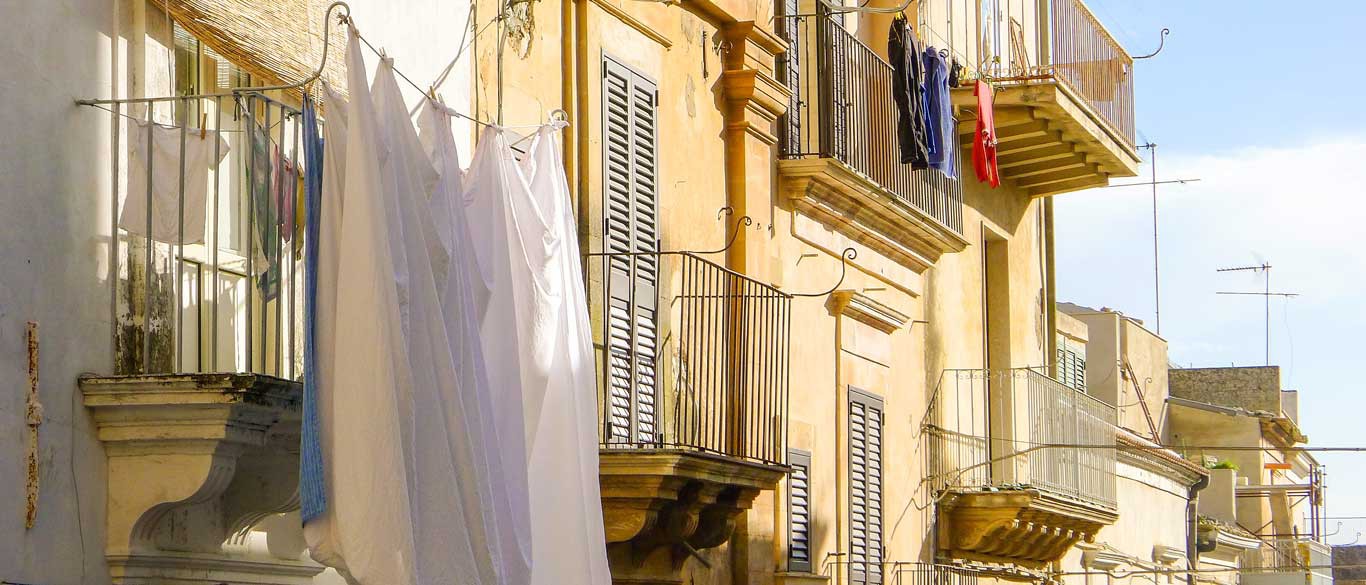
[599,450,786,585]
[80,373,322,585]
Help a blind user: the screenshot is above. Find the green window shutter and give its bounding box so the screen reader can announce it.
[788,448,813,572]
[849,388,884,585]
[603,56,660,445]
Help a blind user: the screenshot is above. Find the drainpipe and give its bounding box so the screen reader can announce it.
[1044,197,1057,379]
[1187,473,1210,585]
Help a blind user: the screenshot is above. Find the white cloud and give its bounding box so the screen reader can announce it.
[1053,136,1366,517]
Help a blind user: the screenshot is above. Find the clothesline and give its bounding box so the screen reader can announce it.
[342,20,564,131]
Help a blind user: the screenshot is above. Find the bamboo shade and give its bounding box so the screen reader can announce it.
[162,0,347,98]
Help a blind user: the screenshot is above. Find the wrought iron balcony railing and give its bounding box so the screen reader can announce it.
[590,251,791,466]
[103,92,305,379]
[925,368,1118,508]
[777,12,964,235]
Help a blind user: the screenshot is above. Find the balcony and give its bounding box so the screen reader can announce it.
[589,251,790,584]
[1242,538,1334,585]
[776,14,968,273]
[79,91,316,583]
[925,368,1118,568]
[952,0,1143,196]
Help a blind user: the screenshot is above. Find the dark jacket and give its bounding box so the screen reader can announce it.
[888,16,929,168]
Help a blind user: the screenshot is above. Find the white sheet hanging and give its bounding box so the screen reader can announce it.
[420,100,534,585]
[463,125,611,585]
[304,27,418,584]
[371,58,495,585]
[121,120,230,244]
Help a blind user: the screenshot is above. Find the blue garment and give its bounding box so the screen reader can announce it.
[300,94,327,523]
[922,47,958,179]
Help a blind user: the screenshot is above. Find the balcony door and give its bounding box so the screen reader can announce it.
[602,55,662,446]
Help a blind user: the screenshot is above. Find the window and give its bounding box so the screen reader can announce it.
[602,55,660,445]
[788,448,813,572]
[848,388,884,585]
[1055,336,1086,392]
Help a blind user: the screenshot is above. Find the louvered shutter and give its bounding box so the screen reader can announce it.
[849,388,884,585]
[788,449,814,572]
[603,56,660,445]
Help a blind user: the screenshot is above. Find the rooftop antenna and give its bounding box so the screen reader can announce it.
[1216,262,1299,365]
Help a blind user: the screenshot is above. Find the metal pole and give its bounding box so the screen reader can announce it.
[1148,143,1160,335]
[1265,267,1271,365]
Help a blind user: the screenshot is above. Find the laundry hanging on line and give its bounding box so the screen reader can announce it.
[922,46,957,179]
[889,13,930,169]
[121,119,230,244]
[303,23,608,585]
[972,79,1001,188]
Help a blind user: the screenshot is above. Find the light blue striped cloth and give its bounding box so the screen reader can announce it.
[300,94,327,523]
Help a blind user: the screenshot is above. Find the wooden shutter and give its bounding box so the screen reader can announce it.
[603,56,660,445]
[849,388,884,585]
[788,449,814,572]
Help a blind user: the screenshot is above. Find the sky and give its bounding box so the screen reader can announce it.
[1052,1,1366,544]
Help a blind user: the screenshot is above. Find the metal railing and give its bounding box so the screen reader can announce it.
[925,368,1117,508]
[100,92,306,379]
[778,13,964,235]
[1243,538,1332,575]
[1046,0,1136,145]
[891,562,982,585]
[592,251,791,466]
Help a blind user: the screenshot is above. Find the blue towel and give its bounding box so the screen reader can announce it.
[300,94,327,523]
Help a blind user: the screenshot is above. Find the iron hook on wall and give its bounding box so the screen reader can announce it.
[790,248,858,298]
[695,209,752,255]
[1132,28,1170,60]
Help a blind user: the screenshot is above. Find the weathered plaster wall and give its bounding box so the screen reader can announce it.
[1059,458,1194,585]
[0,1,475,582]
[1169,366,1282,414]
[0,1,114,582]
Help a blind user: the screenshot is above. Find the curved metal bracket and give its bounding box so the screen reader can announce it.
[694,213,753,255]
[1132,28,1169,60]
[789,248,857,298]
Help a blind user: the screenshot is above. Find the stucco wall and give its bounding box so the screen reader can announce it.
[1059,458,1193,585]
[0,1,474,582]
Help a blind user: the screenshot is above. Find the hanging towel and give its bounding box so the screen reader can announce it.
[279,156,297,242]
[121,119,230,244]
[303,26,418,584]
[300,93,326,525]
[303,79,349,569]
[420,99,534,585]
[888,16,930,168]
[972,80,1000,188]
[463,123,612,585]
[922,47,957,179]
[249,122,281,299]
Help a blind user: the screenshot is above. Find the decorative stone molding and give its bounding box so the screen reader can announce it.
[1081,547,1129,571]
[936,488,1119,569]
[779,157,969,273]
[830,290,911,334]
[600,449,787,585]
[1152,544,1187,565]
[79,373,321,585]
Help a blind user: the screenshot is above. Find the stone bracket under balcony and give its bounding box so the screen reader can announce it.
[779,157,969,273]
[79,372,319,585]
[600,449,787,585]
[954,81,1142,197]
[937,488,1119,569]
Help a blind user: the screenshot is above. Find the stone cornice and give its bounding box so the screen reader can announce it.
[830,290,911,334]
[779,157,969,273]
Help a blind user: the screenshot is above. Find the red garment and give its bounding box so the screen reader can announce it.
[972,80,1000,188]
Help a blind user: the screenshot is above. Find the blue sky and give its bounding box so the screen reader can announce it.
[1053,1,1366,543]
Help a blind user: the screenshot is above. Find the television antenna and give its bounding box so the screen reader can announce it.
[1216,262,1299,365]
